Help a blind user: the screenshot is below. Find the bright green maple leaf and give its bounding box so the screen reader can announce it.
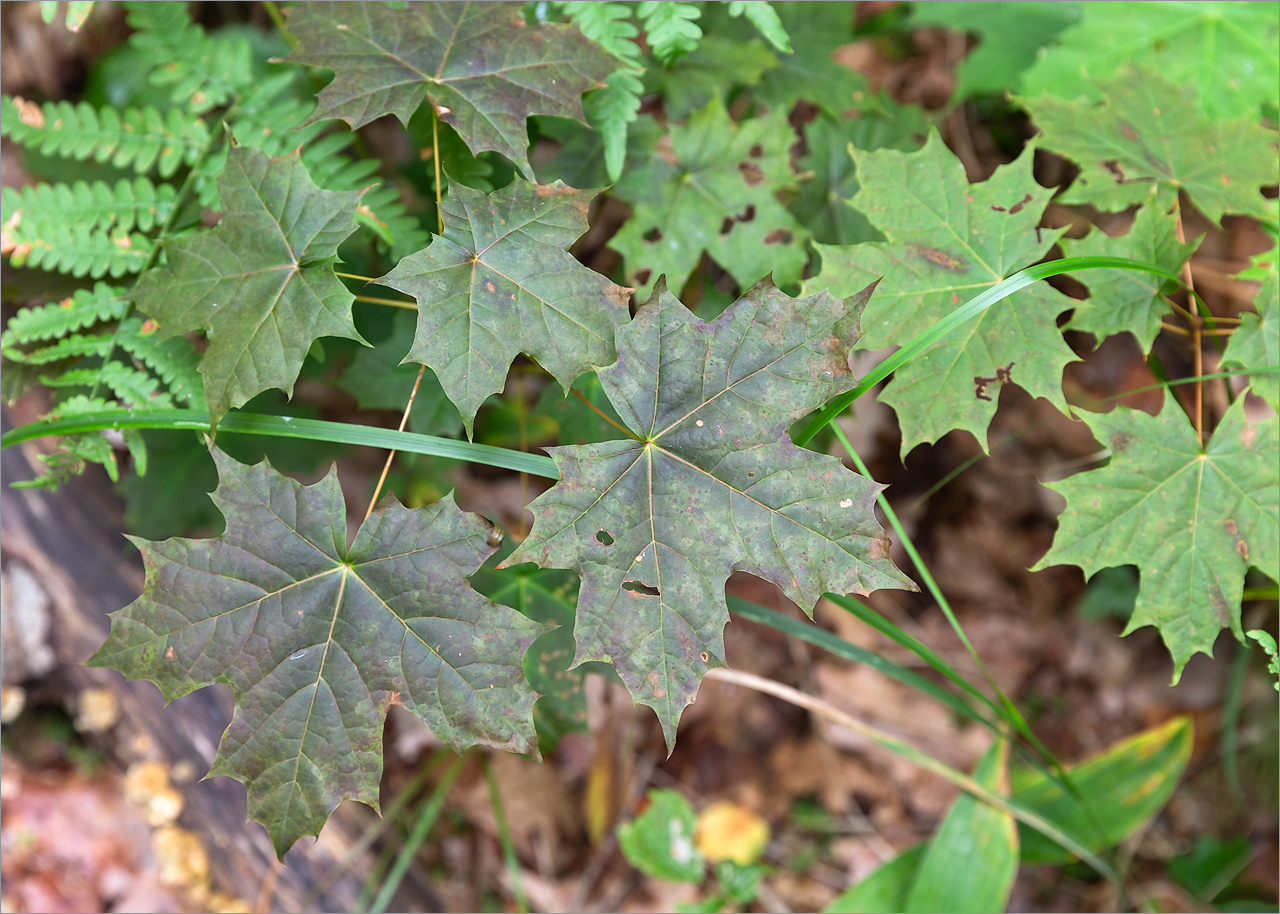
[504,279,914,746]
[1035,398,1279,680]
[807,129,1074,457]
[132,146,365,424]
[1020,67,1278,225]
[610,96,809,299]
[285,1,619,177]
[908,1,1081,99]
[1020,1,1279,121]
[1062,196,1200,353]
[90,449,545,856]
[377,177,630,437]
[789,101,931,245]
[1222,273,1280,411]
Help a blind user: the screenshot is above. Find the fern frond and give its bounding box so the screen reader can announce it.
[559,2,643,68]
[42,362,174,408]
[5,219,152,279]
[1,283,129,347]
[116,317,205,407]
[1,96,210,177]
[584,68,644,183]
[637,1,703,64]
[2,179,176,235]
[3,333,115,364]
[727,1,792,53]
[124,1,255,113]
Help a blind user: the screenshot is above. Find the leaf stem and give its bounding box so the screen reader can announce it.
[570,386,638,439]
[703,666,1119,883]
[365,365,427,519]
[353,293,417,310]
[1172,206,1204,443]
[336,271,381,283]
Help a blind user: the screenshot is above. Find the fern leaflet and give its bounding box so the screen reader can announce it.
[0,284,129,347]
[2,179,176,236]
[116,317,205,407]
[638,1,703,64]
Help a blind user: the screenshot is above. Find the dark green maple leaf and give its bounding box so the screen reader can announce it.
[132,146,365,424]
[336,310,463,438]
[907,2,1081,98]
[1020,1,1279,121]
[1020,67,1278,224]
[504,279,915,745]
[285,1,619,176]
[1062,196,1200,353]
[610,97,809,299]
[1222,273,1279,411]
[807,129,1074,457]
[90,449,545,856]
[1035,398,1279,679]
[377,177,630,437]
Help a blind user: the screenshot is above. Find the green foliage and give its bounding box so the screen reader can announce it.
[0,96,210,177]
[638,1,703,64]
[1020,67,1278,223]
[1247,631,1279,690]
[506,279,913,745]
[1020,1,1280,120]
[1036,399,1279,679]
[611,97,809,298]
[132,146,365,424]
[285,0,618,176]
[4,0,1277,882]
[91,449,546,856]
[809,130,1075,457]
[619,789,704,881]
[907,2,1081,98]
[377,178,630,436]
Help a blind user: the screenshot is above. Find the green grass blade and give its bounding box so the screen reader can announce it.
[365,754,467,914]
[0,409,560,478]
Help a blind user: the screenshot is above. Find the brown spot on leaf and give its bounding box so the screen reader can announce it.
[643,227,663,243]
[719,216,734,236]
[907,244,968,272]
[1236,539,1249,561]
[164,647,176,660]
[762,228,793,245]
[387,690,403,708]
[485,280,497,293]
[748,143,763,158]
[738,162,765,185]
[868,534,891,561]
[1109,430,1134,453]
[1225,519,1239,535]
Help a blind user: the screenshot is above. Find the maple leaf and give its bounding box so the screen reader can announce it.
[610,97,809,300]
[132,146,365,424]
[807,129,1075,457]
[1020,1,1279,121]
[789,101,930,246]
[1222,273,1279,411]
[1035,398,1279,679]
[285,1,619,177]
[1062,196,1200,353]
[90,449,546,856]
[907,1,1081,99]
[377,177,631,437]
[504,279,915,745]
[1019,67,1278,224]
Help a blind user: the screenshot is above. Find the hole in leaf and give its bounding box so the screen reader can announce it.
[596,530,615,546]
[635,268,652,285]
[763,228,793,245]
[643,227,663,243]
[748,143,763,158]
[719,216,735,236]
[738,161,765,185]
[622,580,661,597]
[746,471,755,477]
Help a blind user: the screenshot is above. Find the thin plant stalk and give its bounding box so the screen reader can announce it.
[483,757,529,913]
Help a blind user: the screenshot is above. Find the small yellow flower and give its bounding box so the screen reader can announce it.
[695,801,769,865]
